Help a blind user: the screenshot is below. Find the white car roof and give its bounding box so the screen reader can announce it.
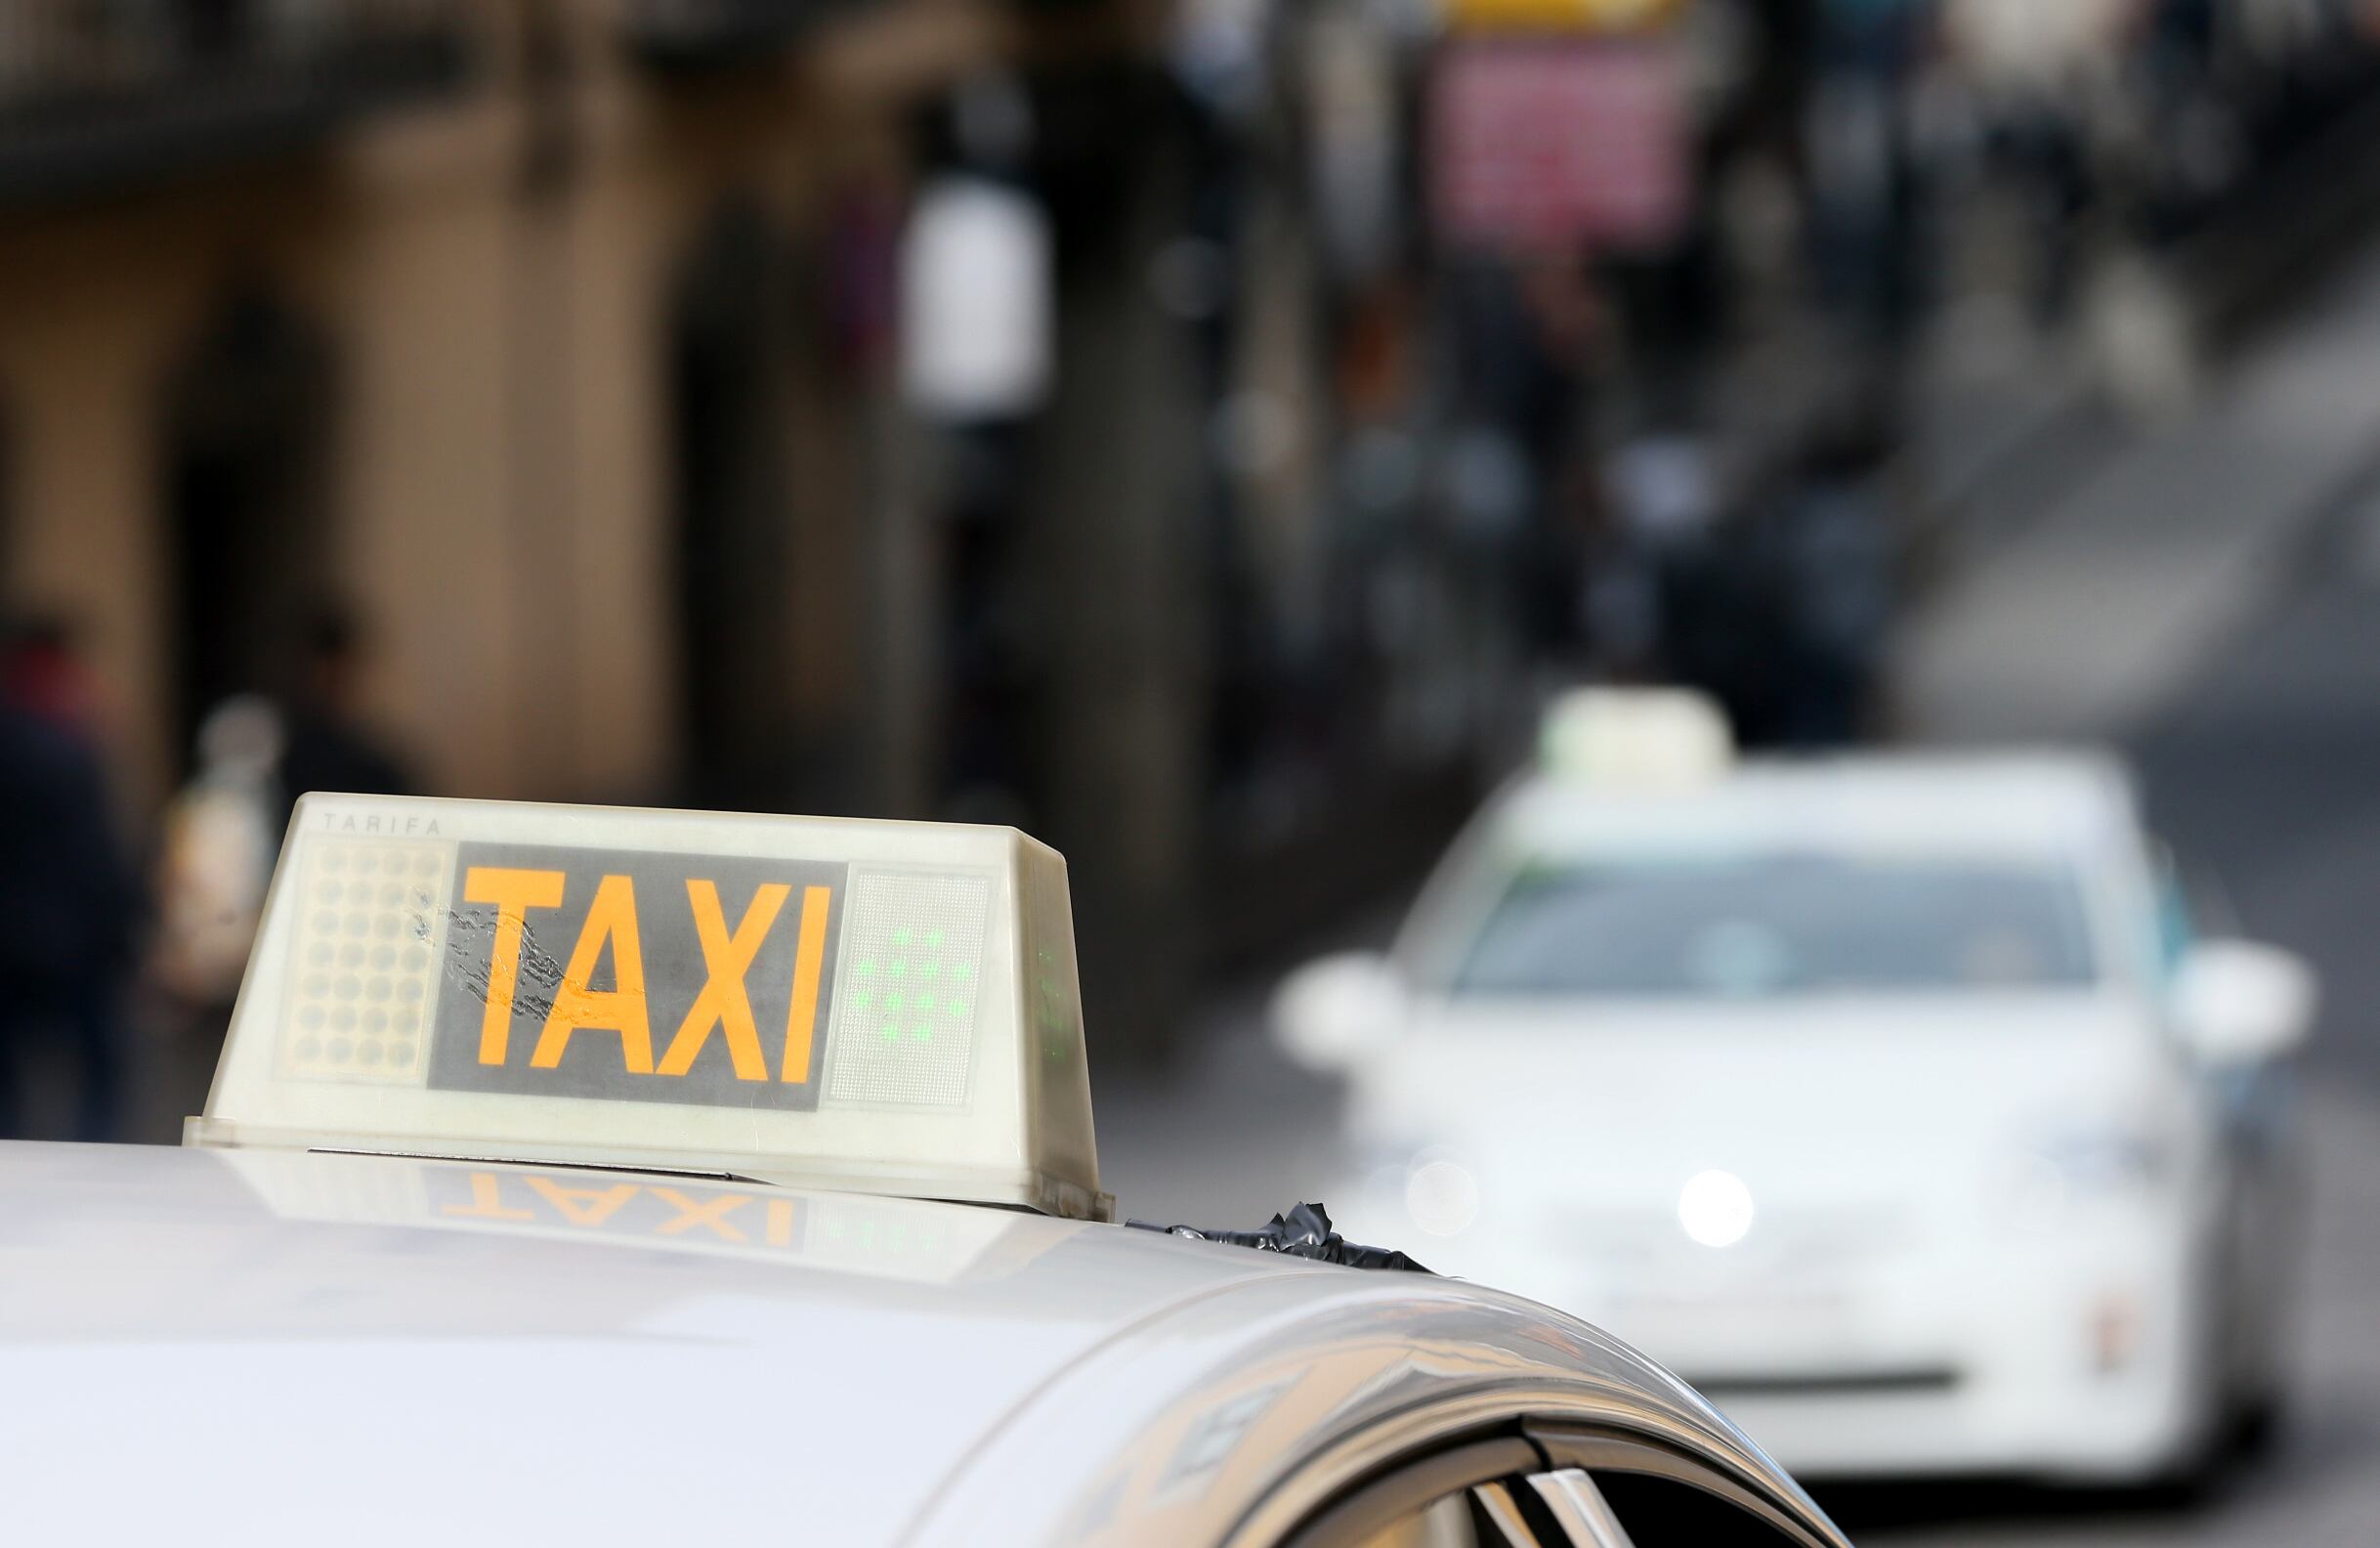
[0,1141,1818,1548]
[1497,750,2140,860]
[0,1142,1269,1543]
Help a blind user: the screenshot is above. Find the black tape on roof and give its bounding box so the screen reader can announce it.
[1125,1201,1432,1273]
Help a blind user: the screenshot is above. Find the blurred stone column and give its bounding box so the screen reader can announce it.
[1024,63,1207,1069]
[866,394,940,820]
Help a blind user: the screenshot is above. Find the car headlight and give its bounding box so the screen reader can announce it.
[1677,1169,1756,1249]
[2003,1127,2174,1230]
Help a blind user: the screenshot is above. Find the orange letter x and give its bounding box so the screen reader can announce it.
[651,1187,750,1242]
[657,881,790,1081]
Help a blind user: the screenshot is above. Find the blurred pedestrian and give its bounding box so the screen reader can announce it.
[1940,0,2146,322]
[1806,0,1932,354]
[0,696,139,1140]
[275,607,414,828]
[153,696,284,1020]
[1,613,106,742]
[1587,431,1723,682]
[1772,401,1897,744]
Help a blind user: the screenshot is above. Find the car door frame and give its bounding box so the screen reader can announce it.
[1269,1412,1844,1548]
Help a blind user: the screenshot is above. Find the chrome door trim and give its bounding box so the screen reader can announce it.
[1529,1469,1636,1548]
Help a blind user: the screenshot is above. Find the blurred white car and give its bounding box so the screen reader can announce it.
[1275,691,2315,1486]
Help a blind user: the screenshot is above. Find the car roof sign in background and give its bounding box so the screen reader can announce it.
[188,794,1111,1221]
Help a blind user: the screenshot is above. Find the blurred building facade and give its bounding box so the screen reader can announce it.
[0,0,987,813]
[0,0,1405,1064]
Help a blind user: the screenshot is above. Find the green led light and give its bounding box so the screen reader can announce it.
[911,1024,932,1043]
[887,960,908,979]
[882,991,904,1011]
[855,959,877,979]
[892,927,914,947]
[879,1023,900,1043]
[922,929,945,948]
[953,962,974,981]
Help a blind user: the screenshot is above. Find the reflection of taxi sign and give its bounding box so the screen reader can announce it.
[1540,687,1732,789]
[190,796,1109,1221]
[221,1150,1057,1285]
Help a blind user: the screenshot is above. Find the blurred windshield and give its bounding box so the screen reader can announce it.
[1449,854,2098,998]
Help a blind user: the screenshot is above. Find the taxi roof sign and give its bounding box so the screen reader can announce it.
[1540,686,1733,790]
[189,795,1110,1221]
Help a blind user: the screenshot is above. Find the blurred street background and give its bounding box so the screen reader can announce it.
[7,0,2380,1539]
[1102,224,2380,1541]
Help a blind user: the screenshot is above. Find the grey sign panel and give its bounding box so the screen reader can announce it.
[429,841,845,1111]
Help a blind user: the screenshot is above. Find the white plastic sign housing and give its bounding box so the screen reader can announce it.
[188,795,1110,1221]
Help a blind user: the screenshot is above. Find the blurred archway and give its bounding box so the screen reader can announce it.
[670,197,797,808]
[161,285,336,771]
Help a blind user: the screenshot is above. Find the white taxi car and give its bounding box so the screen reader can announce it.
[1275,691,2314,1487]
[1,794,1851,1548]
